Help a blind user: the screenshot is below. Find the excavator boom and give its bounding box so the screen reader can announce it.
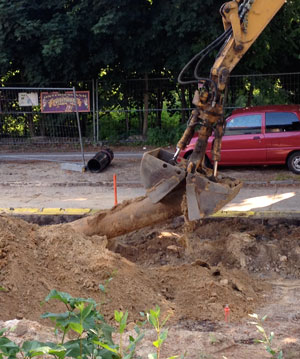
[141,0,285,221]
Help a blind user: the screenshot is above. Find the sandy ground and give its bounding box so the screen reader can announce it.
[1,214,300,357]
[1,155,300,211]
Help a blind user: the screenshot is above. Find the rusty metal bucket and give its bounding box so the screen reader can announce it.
[140,148,186,203]
[185,172,242,220]
[140,148,242,220]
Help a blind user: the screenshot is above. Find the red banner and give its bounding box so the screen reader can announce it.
[40,91,90,113]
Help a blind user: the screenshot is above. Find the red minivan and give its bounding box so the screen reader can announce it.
[178,105,300,174]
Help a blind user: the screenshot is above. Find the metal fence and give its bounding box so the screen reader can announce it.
[0,87,86,150]
[1,72,299,146]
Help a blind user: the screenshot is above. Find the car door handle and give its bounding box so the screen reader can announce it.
[253,136,261,140]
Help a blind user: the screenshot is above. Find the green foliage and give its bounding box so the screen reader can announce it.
[0,289,145,359]
[0,0,298,86]
[145,305,177,359]
[146,124,185,146]
[249,313,283,359]
[0,289,185,359]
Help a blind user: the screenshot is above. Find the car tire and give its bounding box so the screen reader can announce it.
[287,151,300,174]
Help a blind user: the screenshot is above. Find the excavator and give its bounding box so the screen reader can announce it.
[72,0,286,238]
[140,0,286,221]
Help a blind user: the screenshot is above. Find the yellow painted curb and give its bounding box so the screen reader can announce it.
[0,207,93,216]
[212,210,256,218]
[212,210,300,218]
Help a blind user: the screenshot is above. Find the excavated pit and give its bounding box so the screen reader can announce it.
[1,213,300,358]
[1,213,300,325]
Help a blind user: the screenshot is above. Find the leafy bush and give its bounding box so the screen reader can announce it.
[0,290,178,359]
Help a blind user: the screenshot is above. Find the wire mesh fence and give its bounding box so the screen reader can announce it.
[95,72,300,143]
[0,87,87,147]
[1,72,299,146]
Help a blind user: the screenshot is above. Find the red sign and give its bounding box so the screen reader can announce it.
[40,91,90,113]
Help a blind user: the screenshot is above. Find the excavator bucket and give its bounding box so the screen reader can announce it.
[185,172,242,221]
[140,148,186,203]
[140,148,242,220]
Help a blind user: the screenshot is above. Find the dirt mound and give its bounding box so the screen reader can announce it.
[1,214,299,326]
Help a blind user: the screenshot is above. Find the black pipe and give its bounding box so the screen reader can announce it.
[87,148,114,173]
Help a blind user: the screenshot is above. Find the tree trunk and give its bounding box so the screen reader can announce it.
[142,73,149,138]
[247,81,254,107]
[156,87,163,128]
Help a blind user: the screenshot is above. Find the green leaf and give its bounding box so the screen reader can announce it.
[92,341,119,354]
[148,354,157,359]
[255,325,265,334]
[159,329,168,341]
[114,310,123,323]
[147,314,158,329]
[75,302,85,313]
[22,341,47,354]
[248,313,259,319]
[119,311,128,334]
[0,337,20,357]
[152,339,163,348]
[261,315,268,322]
[277,350,283,359]
[254,339,264,344]
[27,345,66,357]
[69,322,84,335]
[266,347,276,355]
[81,303,94,320]
[99,284,106,293]
[44,290,73,305]
[161,314,171,328]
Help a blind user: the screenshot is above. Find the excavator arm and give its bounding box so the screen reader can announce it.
[141,0,285,221]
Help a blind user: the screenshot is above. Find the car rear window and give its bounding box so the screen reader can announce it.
[225,114,262,135]
[265,112,300,133]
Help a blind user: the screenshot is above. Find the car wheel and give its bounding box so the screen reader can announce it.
[287,151,300,174]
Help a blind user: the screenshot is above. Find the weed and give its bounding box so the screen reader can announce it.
[249,313,283,359]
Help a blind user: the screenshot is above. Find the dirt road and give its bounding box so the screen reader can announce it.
[1,153,300,215]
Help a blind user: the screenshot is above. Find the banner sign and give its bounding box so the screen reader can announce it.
[18,92,39,107]
[40,91,90,113]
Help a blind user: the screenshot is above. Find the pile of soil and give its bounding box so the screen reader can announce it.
[1,214,300,326]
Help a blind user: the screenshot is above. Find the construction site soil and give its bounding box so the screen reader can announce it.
[1,148,300,357]
[1,213,300,358]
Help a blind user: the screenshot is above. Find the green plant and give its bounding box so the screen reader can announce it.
[143,305,178,359]
[249,313,283,359]
[0,289,144,359]
[0,288,183,359]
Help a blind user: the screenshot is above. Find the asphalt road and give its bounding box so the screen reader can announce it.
[0,152,143,162]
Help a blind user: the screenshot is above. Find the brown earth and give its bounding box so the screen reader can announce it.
[1,149,300,358]
[1,212,300,358]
